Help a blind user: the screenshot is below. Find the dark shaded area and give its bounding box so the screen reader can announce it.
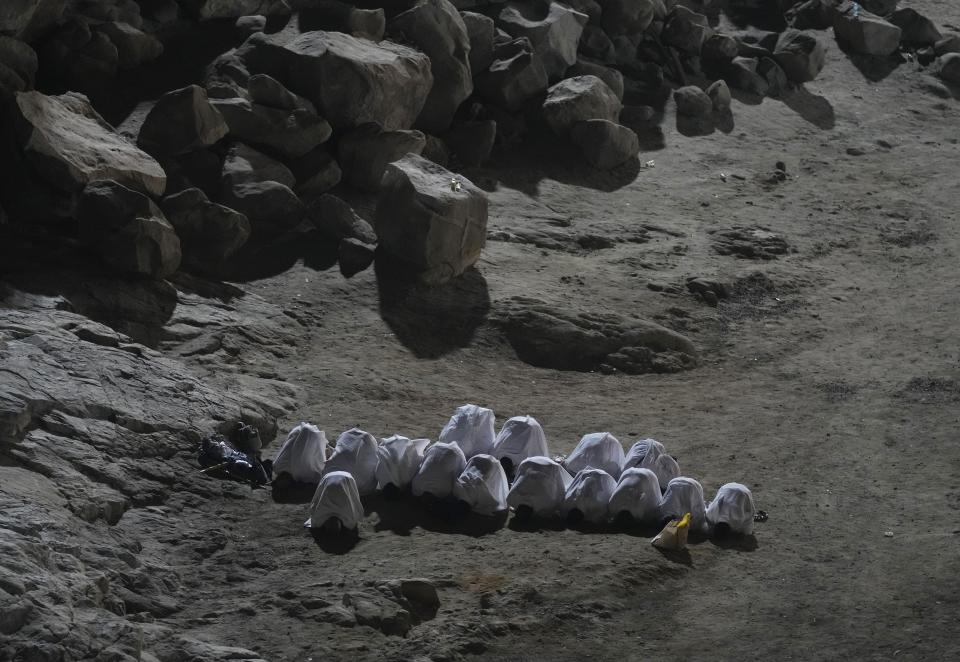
[709,532,760,552]
[375,258,490,359]
[365,492,508,537]
[844,51,905,83]
[310,526,361,555]
[676,109,736,137]
[781,86,836,130]
[222,226,340,283]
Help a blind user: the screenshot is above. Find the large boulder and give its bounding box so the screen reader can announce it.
[939,53,960,84]
[78,180,181,279]
[498,2,587,81]
[0,36,37,90]
[570,119,638,170]
[97,21,163,69]
[41,19,119,90]
[389,0,472,133]
[374,153,488,285]
[239,30,433,131]
[567,58,624,101]
[138,85,229,157]
[475,37,548,111]
[495,297,698,374]
[11,91,166,196]
[307,194,378,243]
[0,0,66,41]
[541,75,621,136]
[161,187,251,274]
[662,6,712,54]
[773,29,827,83]
[462,11,495,74]
[212,97,331,159]
[833,6,902,56]
[598,0,656,37]
[888,8,942,46]
[338,125,427,191]
[220,143,304,233]
[291,147,342,198]
[673,85,712,117]
[185,0,290,19]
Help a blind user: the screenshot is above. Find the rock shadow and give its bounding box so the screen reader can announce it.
[709,532,759,552]
[844,51,904,83]
[375,257,490,359]
[223,227,339,283]
[780,86,836,130]
[676,109,736,137]
[366,492,508,537]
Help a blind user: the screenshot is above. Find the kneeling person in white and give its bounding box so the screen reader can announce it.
[273,422,327,484]
[493,415,549,479]
[453,454,509,516]
[376,435,429,495]
[659,477,708,533]
[507,456,572,520]
[562,468,617,525]
[609,467,662,526]
[411,441,467,499]
[564,432,625,479]
[323,428,379,495]
[706,482,756,536]
[305,471,364,535]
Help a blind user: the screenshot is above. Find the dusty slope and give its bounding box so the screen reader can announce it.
[3,2,960,661]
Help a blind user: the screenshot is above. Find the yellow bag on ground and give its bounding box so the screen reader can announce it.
[651,512,691,551]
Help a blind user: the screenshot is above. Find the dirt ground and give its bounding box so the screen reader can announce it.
[60,2,960,661]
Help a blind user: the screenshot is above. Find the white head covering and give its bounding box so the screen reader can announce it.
[562,468,618,524]
[493,415,549,467]
[323,428,379,495]
[452,454,509,516]
[438,404,496,458]
[376,435,430,490]
[273,422,327,484]
[305,471,364,530]
[622,438,680,489]
[659,476,708,532]
[706,482,756,535]
[564,432,625,479]
[411,441,467,498]
[608,467,662,523]
[507,456,572,517]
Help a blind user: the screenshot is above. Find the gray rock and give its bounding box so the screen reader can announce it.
[0,0,66,41]
[462,11,495,74]
[240,30,433,131]
[12,91,166,196]
[662,6,712,54]
[97,21,163,69]
[161,187,251,274]
[138,85,229,157]
[579,26,615,62]
[339,237,376,277]
[390,0,472,133]
[774,29,826,83]
[888,8,941,46]
[338,125,427,191]
[858,0,897,15]
[938,53,960,84]
[41,20,119,90]
[598,0,655,37]
[701,34,739,62]
[725,56,769,96]
[710,225,791,259]
[236,14,267,35]
[495,297,699,374]
[935,34,960,56]
[706,79,731,112]
[342,592,412,636]
[833,6,902,56]
[498,2,587,81]
[443,120,496,166]
[422,134,451,167]
[785,0,835,31]
[292,148,342,198]
[247,73,315,112]
[570,119,639,170]
[78,180,182,279]
[375,153,488,285]
[758,57,789,97]
[0,36,37,88]
[567,58,624,100]
[212,96,331,159]
[542,75,621,136]
[189,0,289,20]
[221,143,304,233]
[673,85,712,117]
[476,37,548,111]
[307,194,378,244]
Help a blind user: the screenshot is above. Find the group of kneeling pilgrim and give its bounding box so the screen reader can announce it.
[272,404,757,539]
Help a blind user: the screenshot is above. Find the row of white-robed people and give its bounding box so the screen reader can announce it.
[275,405,756,537]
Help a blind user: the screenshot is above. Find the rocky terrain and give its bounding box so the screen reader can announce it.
[2,0,960,660]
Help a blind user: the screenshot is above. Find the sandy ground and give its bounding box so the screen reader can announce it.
[99,3,960,661]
